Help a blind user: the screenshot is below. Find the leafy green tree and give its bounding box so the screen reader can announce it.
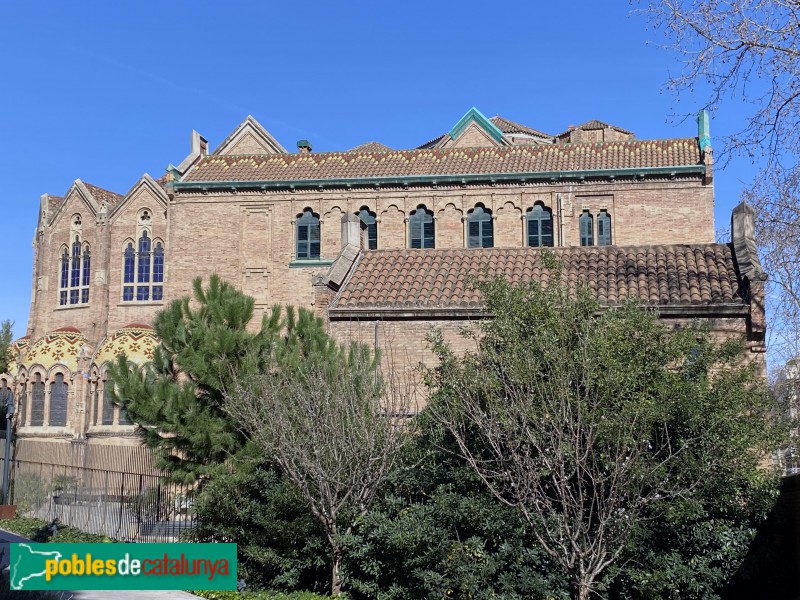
[189,448,330,593]
[343,409,569,600]
[428,259,784,600]
[0,319,14,376]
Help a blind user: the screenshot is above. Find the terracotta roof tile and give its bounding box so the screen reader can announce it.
[83,182,123,206]
[555,120,634,139]
[489,116,553,139]
[348,141,393,153]
[184,138,700,183]
[331,245,742,310]
[47,195,65,213]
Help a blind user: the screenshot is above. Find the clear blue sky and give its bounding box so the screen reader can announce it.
[0,1,758,340]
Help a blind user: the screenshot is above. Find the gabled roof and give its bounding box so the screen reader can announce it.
[448,107,505,144]
[489,116,553,140]
[211,115,287,155]
[108,173,170,220]
[45,181,123,227]
[330,244,744,314]
[82,182,123,206]
[180,138,702,185]
[348,141,393,153]
[555,120,634,139]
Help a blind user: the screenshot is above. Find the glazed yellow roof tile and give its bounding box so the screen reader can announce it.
[184,138,702,183]
[95,324,159,366]
[25,327,89,371]
[6,336,30,376]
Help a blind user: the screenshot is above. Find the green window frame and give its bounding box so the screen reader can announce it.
[527,204,554,247]
[409,205,435,249]
[597,210,612,246]
[580,210,594,246]
[296,208,321,259]
[467,204,494,248]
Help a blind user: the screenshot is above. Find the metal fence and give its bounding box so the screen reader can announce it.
[10,459,196,542]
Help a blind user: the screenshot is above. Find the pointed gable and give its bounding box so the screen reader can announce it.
[45,180,122,227]
[439,107,508,149]
[108,173,169,222]
[212,115,287,156]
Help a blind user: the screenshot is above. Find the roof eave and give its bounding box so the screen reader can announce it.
[174,164,706,191]
[328,302,748,320]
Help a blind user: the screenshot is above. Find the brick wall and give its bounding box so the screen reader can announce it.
[27,175,715,349]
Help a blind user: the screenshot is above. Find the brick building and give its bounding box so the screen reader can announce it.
[0,107,767,470]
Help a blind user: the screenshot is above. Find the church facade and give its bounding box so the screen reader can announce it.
[1,107,767,472]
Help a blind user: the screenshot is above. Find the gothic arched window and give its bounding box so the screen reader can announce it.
[18,382,26,426]
[100,380,115,425]
[357,207,378,250]
[409,205,435,249]
[122,232,165,302]
[296,209,321,259]
[466,204,494,248]
[59,236,90,306]
[527,204,554,248]
[49,373,68,426]
[30,374,44,426]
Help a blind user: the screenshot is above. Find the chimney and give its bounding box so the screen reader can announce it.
[191,130,209,156]
[297,139,312,154]
[341,212,365,249]
[730,201,765,282]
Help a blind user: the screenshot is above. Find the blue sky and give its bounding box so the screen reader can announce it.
[0,1,758,339]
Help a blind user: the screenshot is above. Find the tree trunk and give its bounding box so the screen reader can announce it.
[574,579,591,600]
[331,547,342,596]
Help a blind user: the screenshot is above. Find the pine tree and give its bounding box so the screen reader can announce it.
[108,275,338,483]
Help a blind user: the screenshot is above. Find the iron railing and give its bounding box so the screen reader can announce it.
[10,459,195,542]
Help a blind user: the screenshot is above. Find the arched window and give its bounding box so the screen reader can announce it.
[137,232,151,300]
[579,210,594,247]
[18,382,26,426]
[123,243,135,301]
[60,249,69,305]
[122,233,165,301]
[81,245,91,303]
[50,373,68,426]
[527,204,554,248]
[30,374,44,426]
[100,380,115,425]
[296,209,321,259]
[597,210,612,246]
[467,204,493,248]
[59,236,90,306]
[409,205,435,249]
[357,207,378,250]
[153,242,164,300]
